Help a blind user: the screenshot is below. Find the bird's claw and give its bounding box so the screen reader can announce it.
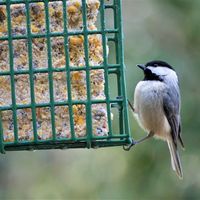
[123,139,137,151]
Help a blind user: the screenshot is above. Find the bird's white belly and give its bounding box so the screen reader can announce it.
[133,81,171,140]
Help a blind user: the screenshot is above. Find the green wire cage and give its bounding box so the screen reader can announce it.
[0,0,131,154]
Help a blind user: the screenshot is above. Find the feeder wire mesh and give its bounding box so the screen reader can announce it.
[0,0,131,153]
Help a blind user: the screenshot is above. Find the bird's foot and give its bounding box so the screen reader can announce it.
[123,138,137,151]
[123,132,154,151]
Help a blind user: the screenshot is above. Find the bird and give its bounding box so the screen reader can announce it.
[124,60,184,179]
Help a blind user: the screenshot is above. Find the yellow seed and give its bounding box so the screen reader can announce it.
[95,2,100,9]
[31,24,40,33]
[21,100,28,104]
[77,116,84,125]
[68,5,78,13]
[72,72,81,81]
[14,16,24,24]
[49,7,54,16]
[73,105,78,113]
[69,36,84,45]
[74,2,81,8]
[23,124,30,131]
[57,127,62,132]
[38,129,43,136]
[55,10,62,18]
[37,2,44,7]
[89,24,96,31]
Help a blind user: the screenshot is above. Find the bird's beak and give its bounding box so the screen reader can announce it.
[137,64,145,70]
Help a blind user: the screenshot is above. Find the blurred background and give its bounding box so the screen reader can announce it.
[0,0,200,199]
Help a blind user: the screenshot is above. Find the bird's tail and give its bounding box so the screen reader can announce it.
[167,140,183,179]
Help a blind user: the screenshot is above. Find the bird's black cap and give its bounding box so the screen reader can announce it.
[137,60,175,81]
[145,60,175,71]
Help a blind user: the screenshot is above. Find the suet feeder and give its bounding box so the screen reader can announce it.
[0,0,131,153]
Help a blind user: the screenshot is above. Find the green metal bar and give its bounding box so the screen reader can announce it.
[100,0,112,136]
[44,0,56,141]
[3,133,127,146]
[0,99,123,112]
[4,139,129,152]
[25,1,38,142]
[92,134,127,139]
[0,29,118,40]
[115,0,131,140]
[0,64,121,76]
[6,0,18,143]
[82,0,93,148]
[112,0,124,135]
[62,0,76,140]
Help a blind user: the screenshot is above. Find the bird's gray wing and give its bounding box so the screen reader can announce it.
[163,85,183,147]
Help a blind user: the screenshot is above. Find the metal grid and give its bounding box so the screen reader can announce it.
[0,0,131,153]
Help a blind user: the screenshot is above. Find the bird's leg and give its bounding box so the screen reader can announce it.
[123,131,154,151]
[125,100,153,150]
[128,100,135,112]
[135,131,154,144]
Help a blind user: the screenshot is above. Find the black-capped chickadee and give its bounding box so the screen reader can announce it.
[125,60,184,179]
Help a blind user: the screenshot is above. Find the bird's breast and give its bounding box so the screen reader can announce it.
[133,81,171,140]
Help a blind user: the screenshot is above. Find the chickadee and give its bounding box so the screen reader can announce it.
[125,60,184,179]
